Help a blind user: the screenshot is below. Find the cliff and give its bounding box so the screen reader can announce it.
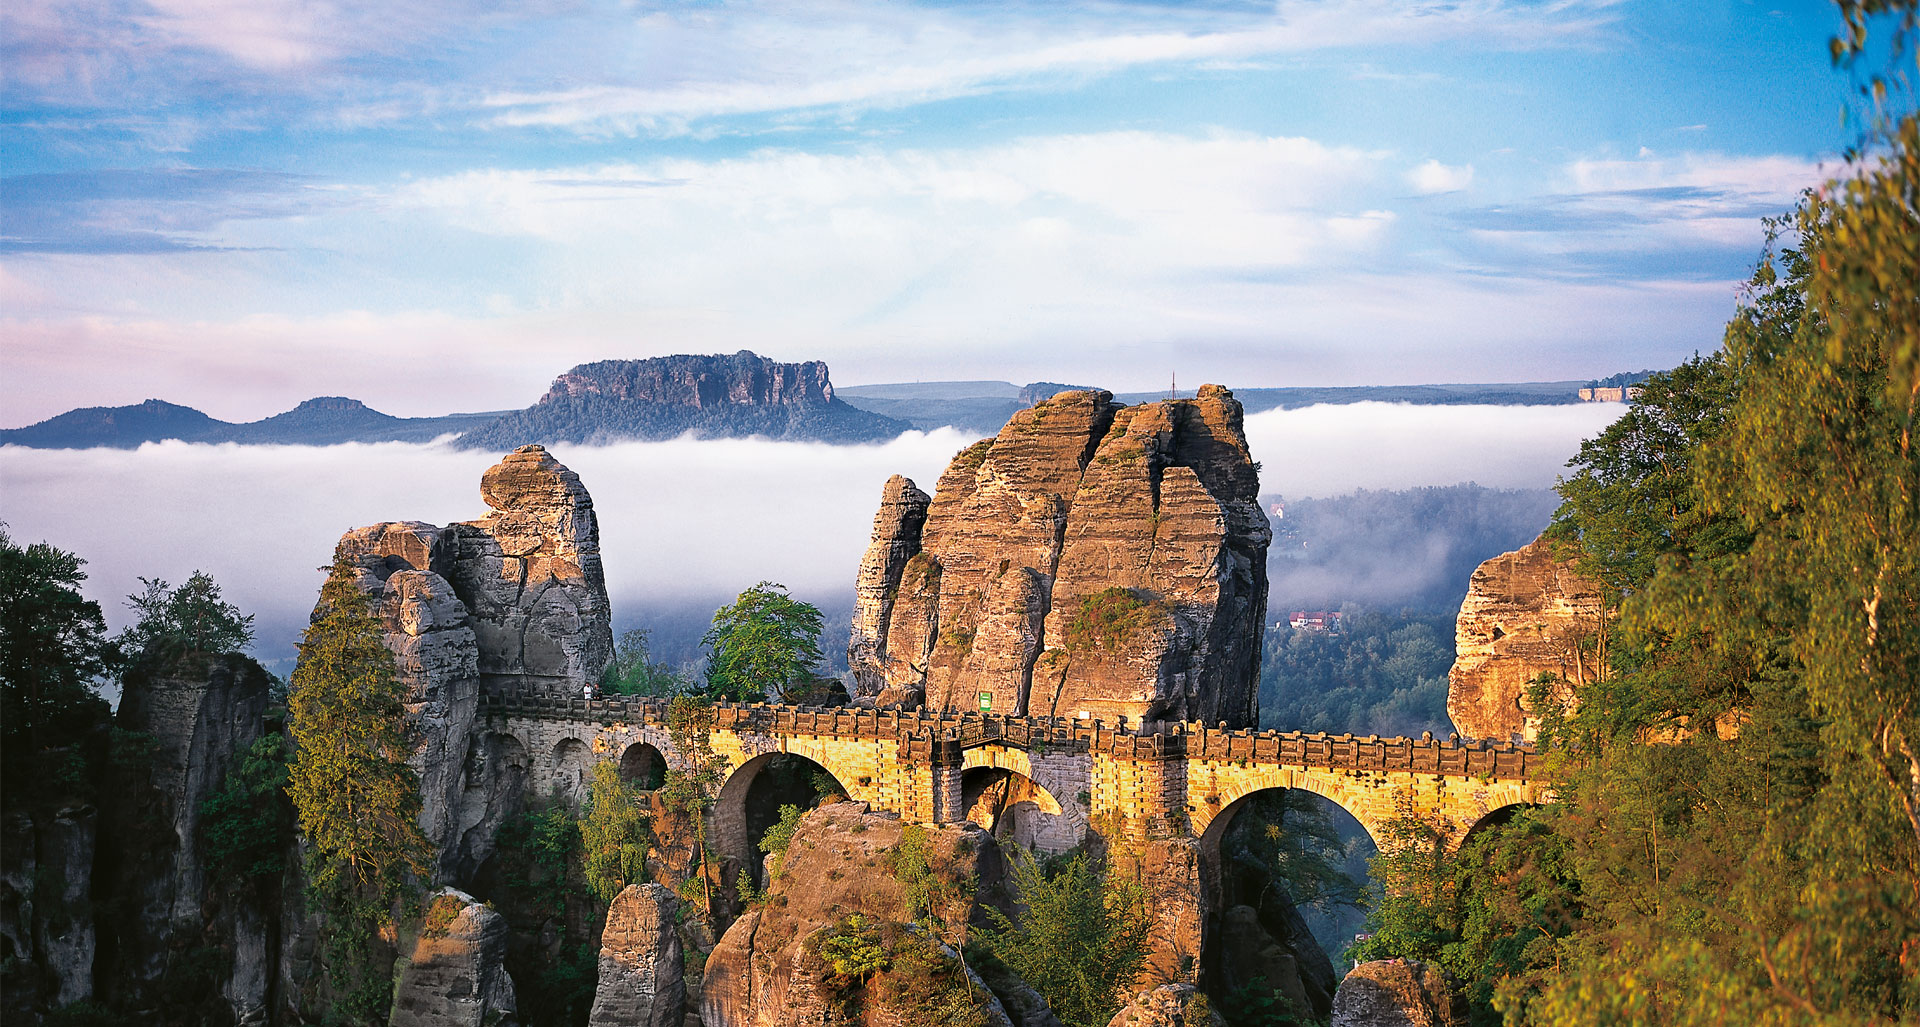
[324,444,614,878]
[453,351,909,448]
[1447,535,1607,742]
[847,386,1269,728]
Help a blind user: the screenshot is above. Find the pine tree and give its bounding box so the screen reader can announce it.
[286,563,432,1023]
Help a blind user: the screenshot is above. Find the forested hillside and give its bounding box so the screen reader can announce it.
[1354,20,1920,1021]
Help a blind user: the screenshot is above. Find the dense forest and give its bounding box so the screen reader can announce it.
[1350,13,1920,1020]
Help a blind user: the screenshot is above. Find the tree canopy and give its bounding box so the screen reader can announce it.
[116,570,255,663]
[701,581,827,701]
[0,526,110,782]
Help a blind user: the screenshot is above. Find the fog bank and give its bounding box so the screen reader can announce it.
[0,401,1620,671]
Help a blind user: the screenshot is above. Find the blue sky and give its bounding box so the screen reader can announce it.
[0,0,1894,424]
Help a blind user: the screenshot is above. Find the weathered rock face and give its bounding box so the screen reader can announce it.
[1330,960,1467,1027]
[848,475,932,701]
[700,802,1014,1027]
[29,806,97,1009]
[848,386,1269,727]
[1447,534,1607,742]
[454,351,910,448]
[389,890,520,1027]
[98,650,276,1022]
[589,884,684,1027]
[324,446,613,876]
[1102,984,1224,1027]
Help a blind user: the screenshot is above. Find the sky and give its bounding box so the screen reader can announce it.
[0,0,1891,426]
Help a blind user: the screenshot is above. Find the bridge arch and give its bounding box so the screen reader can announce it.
[712,751,853,899]
[618,740,667,790]
[548,737,592,805]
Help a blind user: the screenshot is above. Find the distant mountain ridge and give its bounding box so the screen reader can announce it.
[0,397,499,449]
[3,359,1597,450]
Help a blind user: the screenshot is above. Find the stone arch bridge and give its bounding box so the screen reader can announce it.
[476,689,1545,875]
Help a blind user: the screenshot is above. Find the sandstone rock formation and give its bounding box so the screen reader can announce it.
[848,387,1269,727]
[324,445,613,875]
[1102,984,1224,1027]
[389,889,520,1027]
[1329,959,1466,1027]
[455,351,909,448]
[1447,534,1607,742]
[700,802,1015,1027]
[106,650,274,1020]
[848,475,932,700]
[589,884,684,1027]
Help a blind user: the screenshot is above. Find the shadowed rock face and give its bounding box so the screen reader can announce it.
[323,445,613,877]
[848,387,1268,727]
[1447,534,1606,743]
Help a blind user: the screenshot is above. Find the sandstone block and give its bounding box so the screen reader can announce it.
[1329,959,1466,1027]
[389,889,519,1027]
[590,884,685,1027]
[1447,534,1606,742]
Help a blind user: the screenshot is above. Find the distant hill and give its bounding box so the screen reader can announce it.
[0,397,498,449]
[450,351,909,448]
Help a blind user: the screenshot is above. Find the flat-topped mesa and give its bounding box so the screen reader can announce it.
[544,351,835,408]
[848,385,1269,728]
[1447,534,1606,743]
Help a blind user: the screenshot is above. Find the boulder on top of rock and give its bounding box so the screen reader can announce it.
[848,387,1268,728]
[389,889,519,1027]
[1330,959,1467,1027]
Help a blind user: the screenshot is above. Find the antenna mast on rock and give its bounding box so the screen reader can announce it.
[1170,372,1177,400]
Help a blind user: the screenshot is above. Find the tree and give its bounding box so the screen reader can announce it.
[0,526,110,782]
[601,628,689,696]
[580,760,652,902]
[200,732,293,883]
[973,851,1151,1027]
[701,582,826,701]
[286,562,432,1023]
[116,570,255,663]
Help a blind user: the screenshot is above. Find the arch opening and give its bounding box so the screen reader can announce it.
[712,752,851,906]
[960,767,1077,854]
[618,741,667,790]
[1195,787,1375,1024]
[548,737,592,807]
[1456,801,1536,853]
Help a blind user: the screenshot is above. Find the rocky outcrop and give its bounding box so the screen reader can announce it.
[1330,960,1466,1027]
[848,476,932,701]
[1447,535,1606,742]
[325,445,613,876]
[28,806,97,1009]
[700,802,1013,1027]
[848,387,1269,728]
[98,650,276,1022]
[389,890,519,1027]
[454,351,909,448]
[589,884,684,1027]
[1103,984,1223,1027]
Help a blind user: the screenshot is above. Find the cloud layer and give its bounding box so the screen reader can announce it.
[0,402,1616,670]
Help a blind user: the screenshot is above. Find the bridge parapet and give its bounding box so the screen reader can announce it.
[475,689,1538,783]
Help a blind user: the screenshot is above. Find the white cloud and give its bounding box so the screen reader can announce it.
[1407,158,1474,195]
